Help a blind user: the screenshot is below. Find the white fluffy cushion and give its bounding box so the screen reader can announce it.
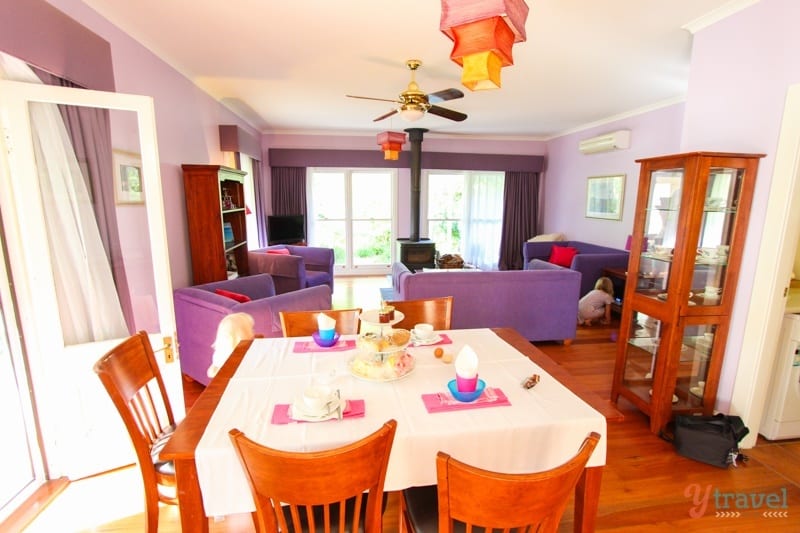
[527,232,566,242]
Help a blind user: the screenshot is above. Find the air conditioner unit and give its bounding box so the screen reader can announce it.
[578,129,631,154]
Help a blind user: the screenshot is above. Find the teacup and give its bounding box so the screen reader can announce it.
[413,323,434,340]
[303,385,333,412]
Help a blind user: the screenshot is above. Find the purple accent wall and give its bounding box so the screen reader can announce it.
[268,148,543,171]
[0,0,114,90]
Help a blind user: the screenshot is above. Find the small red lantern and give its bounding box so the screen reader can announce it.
[376,131,407,160]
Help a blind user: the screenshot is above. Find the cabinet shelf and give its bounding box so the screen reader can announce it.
[182,164,250,284]
[611,152,763,434]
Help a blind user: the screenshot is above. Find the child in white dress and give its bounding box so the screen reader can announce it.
[578,277,615,326]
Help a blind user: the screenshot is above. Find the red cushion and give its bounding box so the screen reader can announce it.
[214,289,251,303]
[266,248,291,255]
[548,246,578,268]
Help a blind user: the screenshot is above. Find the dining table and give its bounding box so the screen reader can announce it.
[161,327,610,532]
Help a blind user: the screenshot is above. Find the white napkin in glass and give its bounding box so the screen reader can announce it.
[317,313,336,331]
[454,344,478,378]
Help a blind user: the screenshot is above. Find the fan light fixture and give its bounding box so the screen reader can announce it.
[440,0,529,91]
[376,131,407,160]
[399,106,426,122]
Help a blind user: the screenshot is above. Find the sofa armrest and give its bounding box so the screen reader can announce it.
[392,262,413,293]
[248,251,306,293]
[571,252,629,296]
[523,241,558,266]
[234,284,332,338]
[285,245,334,273]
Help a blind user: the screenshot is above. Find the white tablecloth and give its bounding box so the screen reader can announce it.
[195,328,607,517]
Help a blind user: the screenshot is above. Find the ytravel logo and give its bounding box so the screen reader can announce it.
[685,484,790,519]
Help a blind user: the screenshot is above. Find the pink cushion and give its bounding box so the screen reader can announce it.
[266,248,291,255]
[548,246,578,268]
[214,289,252,303]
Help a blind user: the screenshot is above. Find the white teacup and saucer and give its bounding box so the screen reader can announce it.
[412,323,441,346]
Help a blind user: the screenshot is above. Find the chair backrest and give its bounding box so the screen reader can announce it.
[93,331,178,530]
[279,308,362,337]
[386,296,453,330]
[229,419,397,533]
[436,432,600,533]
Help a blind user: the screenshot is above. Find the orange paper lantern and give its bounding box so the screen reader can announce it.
[449,16,515,67]
[440,0,529,43]
[460,50,504,91]
[376,131,407,160]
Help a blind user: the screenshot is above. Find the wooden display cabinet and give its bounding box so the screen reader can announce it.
[182,164,249,284]
[611,152,763,434]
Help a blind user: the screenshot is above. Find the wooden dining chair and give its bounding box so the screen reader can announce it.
[400,432,600,533]
[93,331,179,533]
[279,308,362,337]
[229,419,397,533]
[386,296,453,330]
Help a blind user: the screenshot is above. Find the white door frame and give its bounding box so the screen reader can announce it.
[732,83,800,447]
[0,79,182,477]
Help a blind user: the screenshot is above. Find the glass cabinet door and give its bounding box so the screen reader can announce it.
[620,310,663,402]
[690,166,745,306]
[636,168,684,300]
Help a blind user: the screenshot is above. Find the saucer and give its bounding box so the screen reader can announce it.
[411,332,442,346]
[447,378,486,403]
[312,331,341,347]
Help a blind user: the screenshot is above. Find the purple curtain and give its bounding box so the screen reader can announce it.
[33,68,135,333]
[498,171,540,270]
[252,157,268,247]
[271,166,307,226]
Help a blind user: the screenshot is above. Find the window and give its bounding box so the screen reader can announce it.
[307,168,396,275]
[422,171,504,270]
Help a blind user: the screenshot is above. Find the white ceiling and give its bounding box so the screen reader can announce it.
[82,0,751,140]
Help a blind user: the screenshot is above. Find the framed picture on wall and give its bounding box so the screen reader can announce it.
[113,150,145,204]
[585,174,625,220]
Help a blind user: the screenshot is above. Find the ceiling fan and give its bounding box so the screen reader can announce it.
[346,59,467,122]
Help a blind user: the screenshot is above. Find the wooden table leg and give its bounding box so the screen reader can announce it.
[574,465,603,533]
[174,458,209,532]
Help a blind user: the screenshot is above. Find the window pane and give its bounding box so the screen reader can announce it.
[429,221,460,254]
[311,172,346,219]
[314,220,346,264]
[427,174,463,219]
[352,220,391,265]
[352,172,391,218]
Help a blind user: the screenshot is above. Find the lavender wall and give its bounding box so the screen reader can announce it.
[46,0,261,293]
[682,0,800,409]
[541,104,685,249]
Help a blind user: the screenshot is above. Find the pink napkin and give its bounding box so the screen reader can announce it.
[292,339,356,353]
[413,333,454,346]
[270,399,365,424]
[422,388,510,413]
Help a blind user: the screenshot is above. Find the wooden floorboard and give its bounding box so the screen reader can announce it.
[12,275,800,532]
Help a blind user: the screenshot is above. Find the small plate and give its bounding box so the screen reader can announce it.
[290,396,341,421]
[411,332,442,346]
[312,331,341,347]
[358,309,405,327]
[447,378,486,403]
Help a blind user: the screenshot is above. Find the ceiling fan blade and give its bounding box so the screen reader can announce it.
[373,109,399,122]
[427,88,464,104]
[346,94,400,104]
[428,105,467,122]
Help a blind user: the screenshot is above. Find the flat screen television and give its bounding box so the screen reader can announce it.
[267,214,305,245]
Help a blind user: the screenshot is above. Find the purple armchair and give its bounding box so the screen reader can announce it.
[248,245,335,294]
[173,273,332,385]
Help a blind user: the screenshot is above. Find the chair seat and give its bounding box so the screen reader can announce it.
[281,495,387,533]
[306,270,332,288]
[150,424,177,477]
[403,485,485,533]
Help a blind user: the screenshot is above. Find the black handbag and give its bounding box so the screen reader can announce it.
[670,414,750,468]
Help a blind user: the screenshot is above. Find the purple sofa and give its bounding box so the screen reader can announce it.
[173,274,332,385]
[248,245,334,294]
[523,240,629,297]
[391,260,581,342]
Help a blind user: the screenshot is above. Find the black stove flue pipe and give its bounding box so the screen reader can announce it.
[405,127,427,242]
